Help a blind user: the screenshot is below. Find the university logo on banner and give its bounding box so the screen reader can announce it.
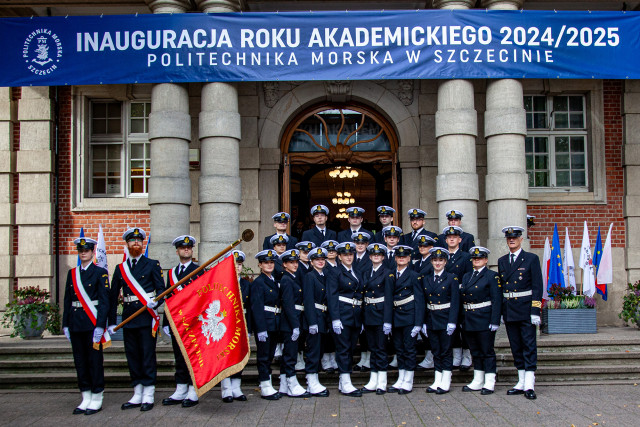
[165,256,249,396]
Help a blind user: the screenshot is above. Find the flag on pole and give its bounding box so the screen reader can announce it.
[77,227,85,266]
[563,227,577,295]
[542,237,551,300]
[595,223,613,301]
[579,221,596,297]
[164,255,249,397]
[144,236,150,258]
[94,224,108,270]
[548,224,566,290]
[593,226,603,277]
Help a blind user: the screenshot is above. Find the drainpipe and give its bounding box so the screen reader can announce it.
[53,86,60,306]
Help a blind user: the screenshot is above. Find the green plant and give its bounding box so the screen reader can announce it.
[241,264,257,282]
[1,286,60,338]
[544,284,596,310]
[619,280,640,326]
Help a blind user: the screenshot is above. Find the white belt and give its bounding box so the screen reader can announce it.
[394,295,414,307]
[123,292,155,303]
[339,296,362,306]
[243,308,246,315]
[503,290,532,298]
[365,297,385,304]
[427,303,450,310]
[264,305,282,314]
[314,303,327,312]
[295,304,304,311]
[72,300,98,308]
[464,301,492,310]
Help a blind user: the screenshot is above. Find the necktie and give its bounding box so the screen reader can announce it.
[449,253,454,260]
[412,231,417,240]
[348,269,358,282]
[396,271,401,279]
[131,258,137,270]
[321,229,325,237]
[179,265,185,276]
[510,253,515,265]
[472,270,478,278]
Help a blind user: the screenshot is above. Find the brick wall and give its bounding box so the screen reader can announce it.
[527,80,625,249]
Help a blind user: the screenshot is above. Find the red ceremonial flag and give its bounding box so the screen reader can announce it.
[165,255,249,397]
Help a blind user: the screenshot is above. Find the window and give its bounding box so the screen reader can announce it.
[524,95,588,189]
[89,100,151,197]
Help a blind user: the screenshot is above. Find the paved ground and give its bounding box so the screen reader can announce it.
[1,383,639,426]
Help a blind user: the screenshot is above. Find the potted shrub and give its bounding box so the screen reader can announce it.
[619,280,640,328]
[1,286,61,339]
[541,284,597,334]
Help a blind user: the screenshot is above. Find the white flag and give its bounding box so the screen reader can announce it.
[563,227,577,295]
[579,221,596,297]
[95,224,108,270]
[596,223,614,284]
[542,237,551,300]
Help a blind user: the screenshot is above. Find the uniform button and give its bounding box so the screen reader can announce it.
[475,286,478,288]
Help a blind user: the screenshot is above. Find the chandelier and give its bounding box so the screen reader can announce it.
[336,208,348,219]
[328,166,359,179]
[332,191,355,205]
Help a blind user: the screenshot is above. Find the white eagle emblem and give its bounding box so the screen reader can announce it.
[197,300,227,345]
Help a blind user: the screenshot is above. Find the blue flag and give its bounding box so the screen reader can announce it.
[76,227,85,266]
[548,224,566,291]
[144,236,150,258]
[593,227,605,299]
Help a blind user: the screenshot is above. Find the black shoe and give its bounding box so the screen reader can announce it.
[426,387,437,394]
[376,389,386,395]
[481,388,494,395]
[452,365,461,370]
[360,387,376,394]
[162,397,183,406]
[84,407,101,416]
[460,365,471,372]
[222,396,233,403]
[140,403,154,411]
[524,389,537,400]
[397,389,412,395]
[435,388,449,395]
[261,393,280,401]
[121,402,141,410]
[387,386,400,393]
[506,388,524,396]
[72,408,85,415]
[234,395,247,401]
[324,368,335,374]
[341,389,362,397]
[353,365,362,371]
[360,366,370,373]
[462,386,480,392]
[312,389,330,397]
[182,399,199,407]
[289,391,312,398]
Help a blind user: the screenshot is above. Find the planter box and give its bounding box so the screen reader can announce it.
[542,308,597,334]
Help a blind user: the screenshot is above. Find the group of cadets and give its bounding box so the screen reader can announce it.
[62,204,542,414]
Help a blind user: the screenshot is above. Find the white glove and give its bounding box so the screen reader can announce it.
[163,325,171,336]
[531,315,541,326]
[257,331,268,342]
[147,300,158,309]
[309,324,318,335]
[489,324,499,332]
[410,326,421,338]
[421,324,428,337]
[291,328,300,341]
[383,323,392,335]
[107,325,117,335]
[332,319,343,335]
[500,315,505,325]
[361,324,365,334]
[63,327,71,342]
[446,323,456,336]
[92,327,104,343]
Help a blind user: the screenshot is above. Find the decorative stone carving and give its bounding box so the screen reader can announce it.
[324,81,352,95]
[397,80,414,106]
[263,81,280,108]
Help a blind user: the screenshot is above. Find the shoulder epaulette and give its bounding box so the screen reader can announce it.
[389,274,394,277]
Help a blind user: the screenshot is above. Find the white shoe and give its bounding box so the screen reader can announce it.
[287,376,310,397]
[362,351,371,369]
[418,351,434,369]
[461,349,472,369]
[463,370,485,391]
[376,371,388,393]
[221,378,233,400]
[231,378,245,399]
[128,383,144,405]
[169,383,188,401]
[260,378,280,399]
[279,374,289,395]
[437,371,452,393]
[185,385,199,403]
[306,373,328,396]
[389,355,398,368]
[512,369,525,391]
[400,371,414,393]
[295,352,305,371]
[274,342,283,358]
[524,371,535,391]
[142,385,155,405]
[85,391,103,414]
[428,371,442,393]
[339,373,360,395]
[330,353,338,369]
[390,369,405,392]
[452,348,462,367]
[362,371,378,392]
[483,373,496,393]
[321,353,332,370]
[76,390,92,412]
[356,351,366,368]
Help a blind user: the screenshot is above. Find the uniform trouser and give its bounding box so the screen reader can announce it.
[333,325,359,374]
[171,332,191,385]
[280,329,298,377]
[451,328,469,350]
[392,325,417,371]
[70,330,105,393]
[297,329,308,354]
[505,320,537,371]
[357,328,369,352]
[428,329,453,371]
[365,325,388,371]
[464,329,497,374]
[255,331,279,381]
[322,330,336,355]
[305,332,323,373]
[123,326,157,386]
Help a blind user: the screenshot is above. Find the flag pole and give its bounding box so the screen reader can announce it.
[114,229,255,332]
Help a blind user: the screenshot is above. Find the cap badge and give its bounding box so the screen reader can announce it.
[281,213,286,219]
[437,249,442,255]
[374,244,379,250]
[80,239,86,245]
[291,250,297,256]
[184,237,190,243]
[475,248,480,254]
[267,250,273,257]
[450,227,454,233]
[381,207,386,212]
[234,252,239,258]
[413,209,417,215]
[390,227,395,233]
[451,210,456,216]
[354,208,358,214]
[134,229,140,235]
[346,243,351,250]
[508,227,513,233]
[317,248,322,255]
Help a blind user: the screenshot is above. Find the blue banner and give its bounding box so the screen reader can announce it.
[1,9,639,86]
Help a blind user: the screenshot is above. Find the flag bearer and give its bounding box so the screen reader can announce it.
[421,248,459,395]
[250,249,283,400]
[278,249,312,398]
[63,236,110,416]
[372,206,395,244]
[263,212,298,250]
[499,226,543,400]
[161,235,200,408]
[360,243,392,395]
[108,227,165,412]
[461,247,502,395]
[384,245,425,395]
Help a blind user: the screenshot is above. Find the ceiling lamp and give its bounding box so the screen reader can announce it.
[329,166,359,179]
[332,191,355,205]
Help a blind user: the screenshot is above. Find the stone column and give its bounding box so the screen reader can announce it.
[16,87,53,290]
[0,88,15,306]
[146,0,192,268]
[483,0,528,266]
[433,0,479,239]
[624,81,640,286]
[197,0,243,260]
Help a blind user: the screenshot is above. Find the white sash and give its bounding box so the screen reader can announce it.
[120,260,160,335]
[73,267,111,345]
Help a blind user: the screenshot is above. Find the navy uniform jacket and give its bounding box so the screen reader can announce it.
[250,273,281,333]
[327,265,363,329]
[301,227,338,248]
[262,234,299,251]
[421,270,460,331]
[353,253,373,276]
[383,250,397,271]
[162,262,201,327]
[303,269,330,334]
[239,277,252,334]
[337,227,372,243]
[460,268,502,332]
[108,257,165,329]
[363,266,392,326]
[280,271,304,332]
[384,268,425,328]
[324,261,339,273]
[371,230,386,244]
[445,250,473,284]
[402,229,442,257]
[438,231,476,253]
[498,250,544,322]
[297,261,312,283]
[412,256,434,277]
[63,264,110,332]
